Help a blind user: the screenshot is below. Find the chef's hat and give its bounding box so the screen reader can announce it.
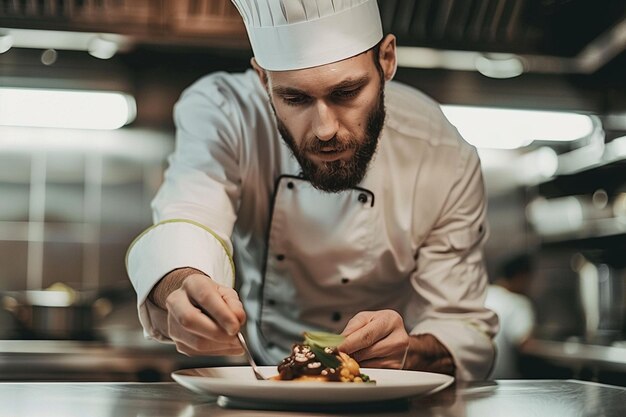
[230,0,383,71]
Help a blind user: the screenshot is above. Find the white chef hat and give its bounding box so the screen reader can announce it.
[230,0,383,71]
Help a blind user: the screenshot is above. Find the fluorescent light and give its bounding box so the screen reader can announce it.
[441,105,594,149]
[397,47,478,71]
[0,28,130,57]
[0,88,136,130]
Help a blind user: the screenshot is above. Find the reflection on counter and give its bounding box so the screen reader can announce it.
[519,338,626,387]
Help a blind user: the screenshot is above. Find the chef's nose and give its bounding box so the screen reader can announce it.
[311,101,339,142]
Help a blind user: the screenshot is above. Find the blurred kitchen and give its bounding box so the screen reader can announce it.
[0,0,625,385]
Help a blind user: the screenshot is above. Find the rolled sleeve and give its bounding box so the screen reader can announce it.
[126,220,235,340]
[411,143,499,380]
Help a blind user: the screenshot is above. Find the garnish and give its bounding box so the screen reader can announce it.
[304,331,345,369]
[309,345,341,369]
[303,331,345,348]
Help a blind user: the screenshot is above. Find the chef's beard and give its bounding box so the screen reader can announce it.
[273,85,386,193]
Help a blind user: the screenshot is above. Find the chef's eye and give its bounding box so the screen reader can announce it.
[282,95,311,106]
[332,88,361,101]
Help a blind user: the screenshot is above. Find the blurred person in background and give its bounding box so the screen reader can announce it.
[486,253,536,379]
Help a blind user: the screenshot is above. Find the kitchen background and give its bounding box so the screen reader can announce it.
[0,0,625,384]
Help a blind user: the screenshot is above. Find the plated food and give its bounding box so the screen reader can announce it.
[271,332,374,383]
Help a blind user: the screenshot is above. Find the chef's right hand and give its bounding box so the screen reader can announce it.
[155,272,246,356]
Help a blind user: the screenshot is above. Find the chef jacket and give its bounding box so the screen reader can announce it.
[126,69,499,381]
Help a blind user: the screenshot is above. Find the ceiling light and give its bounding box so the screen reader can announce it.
[88,36,118,60]
[0,88,136,130]
[0,28,130,58]
[396,47,477,71]
[40,48,58,65]
[475,54,524,79]
[441,105,595,149]
[0,32,12,54]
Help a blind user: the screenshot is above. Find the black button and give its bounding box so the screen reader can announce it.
[287,182,294,189]
[331,312,342,322]
[276,254,285,261]
[479,224,484,233]
[267,299,276,306]
[358,193,368,204]
[341,278,350,284]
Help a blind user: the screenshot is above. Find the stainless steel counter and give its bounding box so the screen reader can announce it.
[521,339,626,372]
[0,379,624,416]
[0,340,245,382]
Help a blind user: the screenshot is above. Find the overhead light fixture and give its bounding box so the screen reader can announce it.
[395,17,626,75]
[0,88,136,130]
[396,47,478,71]
[0,31,12,54]
[0,28,130,59]
[441,105,595,149]
[88,36,118,60]
[475,54,524,79]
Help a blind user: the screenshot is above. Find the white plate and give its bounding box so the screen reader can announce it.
[172,366,454,404]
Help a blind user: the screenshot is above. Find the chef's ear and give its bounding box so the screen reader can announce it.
[251,58,269,91]
[378,34,397,81]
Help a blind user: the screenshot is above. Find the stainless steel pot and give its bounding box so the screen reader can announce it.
[2,287,112,340]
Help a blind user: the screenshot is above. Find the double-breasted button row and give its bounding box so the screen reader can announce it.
[284,180,369,205]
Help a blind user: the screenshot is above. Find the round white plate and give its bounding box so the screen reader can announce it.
[172,366,454,404]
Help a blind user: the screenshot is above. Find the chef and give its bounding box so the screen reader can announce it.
[126,0,498,380]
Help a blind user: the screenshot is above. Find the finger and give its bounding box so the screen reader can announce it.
[339,312,374,354]
[167,291,234,342]
[340,317,393,354]
[218,286,246,325]
[340,311,372,336]
[185,279,242,335]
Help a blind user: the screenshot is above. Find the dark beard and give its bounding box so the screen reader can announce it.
[274,84,386,193]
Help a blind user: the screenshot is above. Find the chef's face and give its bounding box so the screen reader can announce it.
[254,35,397,192]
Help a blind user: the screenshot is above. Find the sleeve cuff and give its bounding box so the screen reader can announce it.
[126,220,236,340]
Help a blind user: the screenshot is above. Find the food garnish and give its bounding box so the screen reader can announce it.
[271,331,374,383]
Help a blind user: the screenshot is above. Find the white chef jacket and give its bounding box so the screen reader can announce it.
[126,69,498,380]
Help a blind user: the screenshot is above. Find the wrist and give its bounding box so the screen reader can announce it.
[404,334,456,376]
[148,267,207,310]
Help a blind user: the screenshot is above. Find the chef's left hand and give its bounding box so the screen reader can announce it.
[338,310,410,369]
[338,310,456,375]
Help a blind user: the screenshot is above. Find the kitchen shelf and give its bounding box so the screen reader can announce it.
[537,159,626,200]
[538,217,626,246]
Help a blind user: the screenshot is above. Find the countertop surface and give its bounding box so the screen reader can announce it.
[1,379,625,417]
[0,340,246,381]
[521,338,626,371]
